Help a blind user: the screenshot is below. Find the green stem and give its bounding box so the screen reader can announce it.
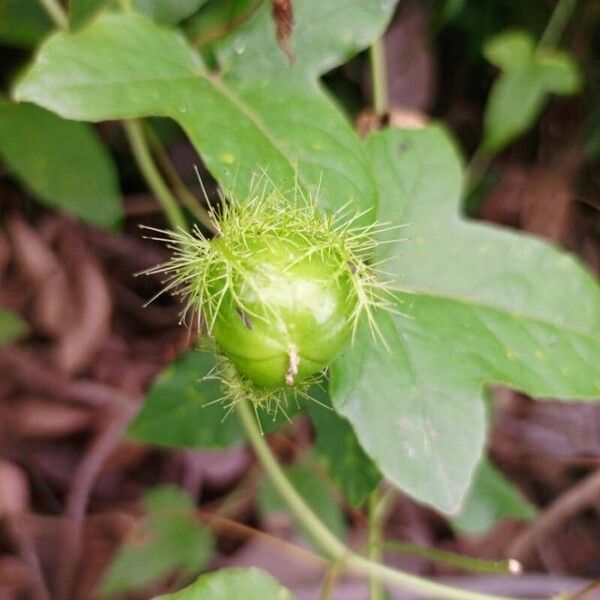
[319,564,341,600]
[236,399,344,559]
[380,541,522,575]
[539,0,578,48]
[39,0,68,29]
[236,399,524,600]
[123,120,188,231]
[464,145,493,196]
[368,489,386,600]
[369,39,389,116]
[143,124,217,233]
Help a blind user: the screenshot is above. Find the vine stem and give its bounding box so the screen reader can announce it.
[235,399,523,600]
[368,489,387,600]
[369,38,389,116]
[143,123,218,234]
[123,120,188,231]
[39,0,67,29]
[380,541,522,575]
[539,0,578,48]
[464,145,493,196]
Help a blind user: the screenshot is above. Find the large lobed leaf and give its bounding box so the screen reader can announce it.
[331,126,600,514]
[14,2,399,218]
[70,0,209,28]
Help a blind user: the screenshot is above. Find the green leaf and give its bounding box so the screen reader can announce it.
[536,49,581,94]
[306,386,380,506]
[331,126,600,514]
[483,65,546,152]
[129,349,297,448]
[144,485,196,512]
[133,0,209,25]
[331,315,487,515]
[452,458,536,534]
[483,30,533,71]
[69,0,110,28]
[0,101,122,228]
[437,0,467,25]
[154,567,294,600]
[214,0,396,79]
[13,4,397,219]
[0,0,52,47]
[185,0,256,50]
[100,485,213,597]
[482,29,582,152]
[0,309,27,345]
[128,350,244,448]
[259,462,346,546]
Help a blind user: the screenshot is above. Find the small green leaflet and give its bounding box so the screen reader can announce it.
[154,567,294,600]
[128,350,244,448]
[99,485,213,597]
[482,29,581,152]
[0,308,28,345]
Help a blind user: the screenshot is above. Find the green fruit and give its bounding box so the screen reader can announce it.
[148,185,391,400]
[210,235,355,388]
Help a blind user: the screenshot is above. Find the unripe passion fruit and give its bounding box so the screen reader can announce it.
[147,183,392,399]
[210,235,355,388]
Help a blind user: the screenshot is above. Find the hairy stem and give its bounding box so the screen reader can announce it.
[38,0,68,29]
[236,399,524,600]
[369,39,389,116]
[123,120,188,231]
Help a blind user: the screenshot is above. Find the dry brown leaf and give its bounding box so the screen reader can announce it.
[0,460,30,516]
[3,398,93,439]
[53,232,112,375]
[272,0,294,63]
[6,217,72,337]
